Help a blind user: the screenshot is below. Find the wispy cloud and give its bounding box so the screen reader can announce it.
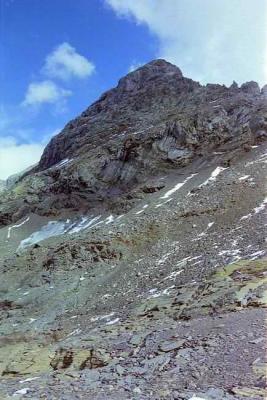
[43,42,95,81]
[128,61,144,73]
[0,106,61,180]
[22,80,72,106]
[0,136,44,180]
[106,0,267,86]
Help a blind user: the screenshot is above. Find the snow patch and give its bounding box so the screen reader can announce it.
[67,328,81,337]
[248,250,265,260]
[69,215,102,234]
[105,215,114,224]
[106,318,120,325]
[238,175,250,181]
[254,198,267,214]
[136,209,144,215]
[54,158,73,168]
[199,167,227,187]
[160,173,197,199]
[163,269,184,281]
[7,216,30,239]
[155,198,173,208]
[18,220,67,250]
[19,377,40,383]
[13,388,30,396]
[240,198,267,221]
[90,312,115,322]
[18,215,105,250]
[193,222,214,240]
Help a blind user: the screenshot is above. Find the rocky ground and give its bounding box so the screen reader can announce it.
[0,60,266,399]
[0,141,266,399]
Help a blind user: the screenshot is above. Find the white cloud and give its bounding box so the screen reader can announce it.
[23,80,72,106]
[43,42,95,80]
[128,61,143,72]
[106,0,267,86]
[0,137,45,180]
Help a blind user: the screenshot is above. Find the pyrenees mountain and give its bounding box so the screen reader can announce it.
[0,60,266,399]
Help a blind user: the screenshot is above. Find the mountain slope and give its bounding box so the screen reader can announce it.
[0,60,266,399]
[0,59,266,227]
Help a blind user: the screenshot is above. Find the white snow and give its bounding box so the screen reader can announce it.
[19,377,40,383]
[90,312,115,322]
[29,318,37,324]
[199,167,227,187]
[7,216,30,239]
[148,291,161,298]
[148,285,175,298]
[207,222,214,229]
[254,198,267,214]
[238,175,250,181]
[18,214,105,250]
[67,328,81,337]
[18,220,67,250]
[240,213,252,221]
[193,222,214,239]
[106,318,120,325]
[13,388,30,396]
[240,198,267,221]
[155,198,173,208]
[188,397,207,400]
[246,152,267,166]
[176,256,191,265]
[148,288,158,294]
[105,215,114,224]
[136,204,149,213]
[219,249,241,257]
[248,250,265,260]
[69,215,102,234]
[160,173,197,199]
[162,285,175,295]
[163,269,184,281]
[136,210,144,215]
[157,251,173,265]
[53,158,73,169]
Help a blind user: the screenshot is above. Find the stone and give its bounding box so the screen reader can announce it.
[159,339,186,352]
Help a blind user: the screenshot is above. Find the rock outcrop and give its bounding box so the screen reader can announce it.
[0,59,266,226]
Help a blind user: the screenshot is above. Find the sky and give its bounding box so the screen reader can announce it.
[0,0,266,179]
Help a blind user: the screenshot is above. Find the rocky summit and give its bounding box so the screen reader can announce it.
[0,60,266,399]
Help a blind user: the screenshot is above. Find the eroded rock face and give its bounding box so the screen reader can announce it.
[38,60,265,172]
[0,59,266,225]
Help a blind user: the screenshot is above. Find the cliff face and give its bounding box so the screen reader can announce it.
[39,59,266,171]
[0,59,266,225]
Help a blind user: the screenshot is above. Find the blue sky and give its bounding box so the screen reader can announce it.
[0,0,266,179]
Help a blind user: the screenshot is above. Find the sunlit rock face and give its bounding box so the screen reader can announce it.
[1,59,266,226]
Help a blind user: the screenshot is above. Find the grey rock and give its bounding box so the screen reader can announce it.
[159,339,186,352]
[1,59,266,225]
[142,354,171,371]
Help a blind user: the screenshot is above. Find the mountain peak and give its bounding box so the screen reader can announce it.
[131,59,183,75]
[117,59,183,91]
